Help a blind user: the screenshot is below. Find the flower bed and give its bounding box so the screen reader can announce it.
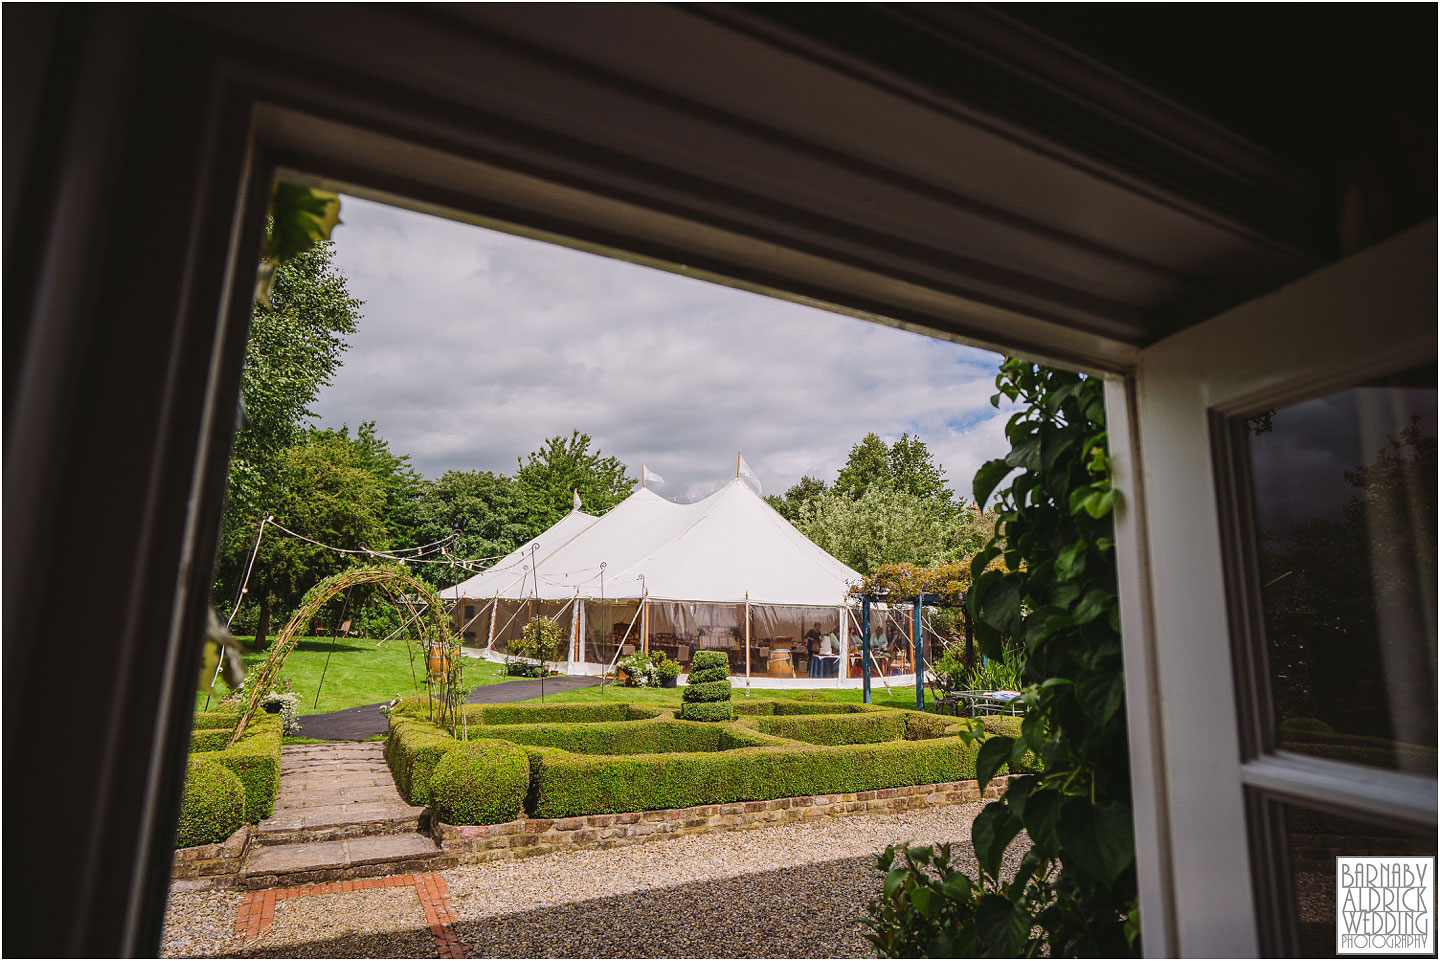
[385,698,1025,824]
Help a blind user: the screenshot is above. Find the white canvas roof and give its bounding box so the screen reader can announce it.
[446,478,861,607]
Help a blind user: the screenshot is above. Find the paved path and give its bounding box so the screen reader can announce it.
[298,675,604,741]
[243,743,449,890]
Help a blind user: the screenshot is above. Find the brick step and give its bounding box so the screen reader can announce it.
[241,832,455,890]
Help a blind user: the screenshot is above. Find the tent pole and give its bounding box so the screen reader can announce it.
[486,594,498,651]
[641,594,649,655]
[744,592,751,689]
[861,596,872,705]
[837,604,847,688]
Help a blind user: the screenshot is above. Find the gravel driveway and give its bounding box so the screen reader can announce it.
[162,801,1011,958]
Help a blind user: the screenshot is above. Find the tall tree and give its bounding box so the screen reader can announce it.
[833,431,954,503]
[411,470,531,586]
[213,241,362,625]
[513,431,635,536]
[794,483,969,575]
[765,474,827,523]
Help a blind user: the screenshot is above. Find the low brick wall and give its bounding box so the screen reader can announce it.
[171,825,252,890]
[432,777,1007,863]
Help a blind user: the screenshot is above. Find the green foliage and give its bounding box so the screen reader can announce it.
[192,710,241,730]
[765,474,828,523]
[832,432,954,503]
[732,700,885,716]
[514,615,566,667]
[467,701,640,725]
[861,842,1037,957]
[412,470,530,576]
[616,651,656,687]
[654,654,681,681]
[967,650,1025,692]
[176,757,248,848]
[205,713,283,821]
[796,483,968,576]
[215,239,361,615]
[758,711,906,745]
[681,650,734,721]
[677,700,734,722]
[430,739,530,825]
[527,735,977,818]
[682,679,733,703]
[514,431,635,535]
[386,716,462,806]
[950,359,1135,956]
[190,728,231,753]
[466,718,736,754]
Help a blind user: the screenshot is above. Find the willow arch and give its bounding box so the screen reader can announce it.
[228,564,464,745]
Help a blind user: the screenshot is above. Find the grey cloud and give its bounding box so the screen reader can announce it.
[313,195,1012,501]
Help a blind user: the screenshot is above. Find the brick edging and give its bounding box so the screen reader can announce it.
[433,777,1006,863]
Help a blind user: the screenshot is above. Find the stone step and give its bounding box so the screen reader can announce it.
[254,806,428,844]
[241,832,454,890]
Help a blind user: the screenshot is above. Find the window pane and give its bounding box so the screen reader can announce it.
[1246,368,1437,775]
[1280,802,1436,957]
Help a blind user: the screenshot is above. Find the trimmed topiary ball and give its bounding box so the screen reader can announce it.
[430,739,530,825]
[689,651,729,673]
[176,756,247,847]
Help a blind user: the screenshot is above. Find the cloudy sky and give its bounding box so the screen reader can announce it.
[312,195,1010,503]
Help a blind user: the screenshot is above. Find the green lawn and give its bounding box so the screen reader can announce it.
[531,679,937,712]
[197,637,517,716]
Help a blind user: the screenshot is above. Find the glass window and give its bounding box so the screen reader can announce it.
[1244,367,1437,775]
[1276,801,1436,957]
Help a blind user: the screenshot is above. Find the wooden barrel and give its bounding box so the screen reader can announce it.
[426,645,451,678]
[767,649,793,676]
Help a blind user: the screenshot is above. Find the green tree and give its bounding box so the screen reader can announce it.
[795,483,966,576]
[412,470,531,583]
[765,474,827,523]
[833,431,955,504]
[214,241,361,623]
[513,431,635,536]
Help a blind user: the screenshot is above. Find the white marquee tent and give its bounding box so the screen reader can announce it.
[445,477,928,684]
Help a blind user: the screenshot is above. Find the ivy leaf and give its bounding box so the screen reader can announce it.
[1005,435,1042,471]
[976,735,1014,790]
[978,576,1022,634]
[973,459,1015,509]
[1076,668,1125,724]
[1055,540,1085,579]
[971,801,1023,882]
[1022,788,1063,858]
[976,893,1032,956]
[1059,799,1135,884]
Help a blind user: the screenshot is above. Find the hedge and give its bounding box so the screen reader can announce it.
[469,702,645,725]
[189,728,232,753]
[686,665,729,685]
[732,700,885,717]
[468,717,733,754]
[430,739,530,825]
[192,709,241,730]
[199,713,282,822]
[757,711,906,745]
[176,757,247,847]
[677,700,734,723]
[526,736,980,817]
[387,716,462,806]
[979,715,1022,738]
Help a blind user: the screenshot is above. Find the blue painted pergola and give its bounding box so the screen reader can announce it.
[855,591,943,709]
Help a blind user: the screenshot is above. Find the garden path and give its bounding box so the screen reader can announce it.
[299,675,604,740]
[241,743,452,889]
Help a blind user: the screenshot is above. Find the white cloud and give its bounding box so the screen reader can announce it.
[314,195,1012,501]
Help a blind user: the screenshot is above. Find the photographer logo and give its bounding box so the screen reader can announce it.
[1336,856,1434,955]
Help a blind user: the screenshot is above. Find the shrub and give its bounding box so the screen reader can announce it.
[676,700,734,723]
[176,757,247,847]
[192,710,240,730]
[687,665,728,685]
[979,715,1022,738]
[386,716,462,806]
[654,654,681,682]
[470,717,732,754]
[208,713,283,821]
[758,712,906,745]
[190,728,231,753]
[430,739,530,825]
[470,702,636,725]
[681,651,733,721]
[527,736,979,817]
[733,700,883,717]
[903,713,956,741]
[682,680,732,703]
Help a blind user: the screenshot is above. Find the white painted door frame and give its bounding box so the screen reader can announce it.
[1107,221,1437,957]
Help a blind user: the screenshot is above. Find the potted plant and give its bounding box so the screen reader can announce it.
[654,653,680,688]
[616,651,653,687]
